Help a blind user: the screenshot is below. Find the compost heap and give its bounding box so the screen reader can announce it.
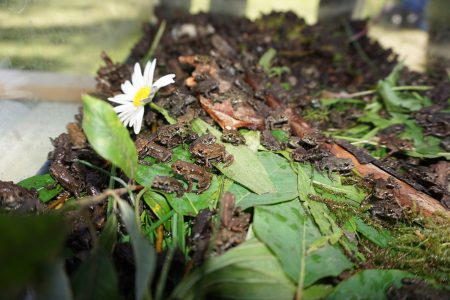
[1,9,449,300]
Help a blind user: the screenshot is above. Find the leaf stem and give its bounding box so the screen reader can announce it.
[142,20,166,65]
[149,102,177,125]
[341,86,433,99]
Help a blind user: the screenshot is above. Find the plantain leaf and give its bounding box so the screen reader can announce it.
[192,118,275,194]
[82,94,138,179]
[172,239,295,300]
[164,175,221,216]
[18,174,63,203]
[143,190,172,220]
[135,145,192,187]
[228,151,298,209]
[253,199,353,286]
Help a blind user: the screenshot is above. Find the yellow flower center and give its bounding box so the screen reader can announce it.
[133,87,151,107]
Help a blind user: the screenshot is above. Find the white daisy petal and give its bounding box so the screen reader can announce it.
[145,59,157,87]
[152,74,176,91]
[118,109,136,125]
[113,104,134,113]
[143,60,152,87]
[108,94,132,105]
[133,107,145,134]
[132,62,144,88]
[121,80,136,95]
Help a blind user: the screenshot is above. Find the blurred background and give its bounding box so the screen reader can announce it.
[0,0,449,181]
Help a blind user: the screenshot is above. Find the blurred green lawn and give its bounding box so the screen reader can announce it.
[1,0,424,75]
[0,0,151,74]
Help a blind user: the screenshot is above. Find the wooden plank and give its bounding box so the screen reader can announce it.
[0,69,95,103]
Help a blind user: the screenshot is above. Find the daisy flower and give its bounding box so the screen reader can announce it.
[108,59,175,134]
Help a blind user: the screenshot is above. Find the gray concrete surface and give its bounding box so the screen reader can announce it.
[0,99,80,182]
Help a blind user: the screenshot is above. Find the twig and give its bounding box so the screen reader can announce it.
[340,86,433,99]
[70,187,135,209]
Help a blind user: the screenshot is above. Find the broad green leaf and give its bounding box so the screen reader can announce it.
[82,94,138,179]
[72,249,120,300]
[228,151,298,209]
[312,171,365,205]
[142,191,172,220]
[240,129,261,152]
[35,261,72,300]
[272,129,289,143]
[327,269,414,300]
[253,200,353,286]
[18,174,63,203]
[0,214,66,291]
[353,217,393,248]
[117,199,155,300]
[306,200,342,245]
[296,162,316,201]
[303,284,334,300]
[172,239,295,300]
[164,175,220,216]
[136,162,172,187]
[136,145,192,187]
[192,118,275,194]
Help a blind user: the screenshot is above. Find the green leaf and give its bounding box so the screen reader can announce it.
[117,199,156,300]
[259,48,277,73]
[378,81,423,113]
[306,200,342,244]
[327,269,414,300]
[385,63,403,86]
[82,94,138,179]
[149,102,177,125]
[228,151,298,209]
[143,191,172,220]
[0,214,66,292]
[312,171,365,205]
[297,162,316,201]
[272,129,289,143]
[353,217,393,248]
[98,214,118,253]
[240,129,261,152]
[136,145,192,187]
[303,284,334,300]
[192,118,276,194]
[172,239,295,300]
[18,174,63,203]
[34,261,72,300]
[164,175,221,216]
[72,249,120,300]
[253,200,353,287]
